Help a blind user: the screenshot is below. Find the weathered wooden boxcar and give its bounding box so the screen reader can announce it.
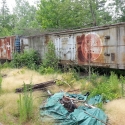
[1,22,125,69]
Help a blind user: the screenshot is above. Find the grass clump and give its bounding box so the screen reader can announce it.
[119,75,125,97]
[17,83,33,123]
[0,75,2,94]
[89,72,121,101]
[56,72,76,87]
[38,66,56,74]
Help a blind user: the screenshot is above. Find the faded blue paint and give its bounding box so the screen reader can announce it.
[15,36,20,52]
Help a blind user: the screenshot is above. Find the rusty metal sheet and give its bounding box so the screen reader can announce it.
[0,36,15,60]
[76,25,125,69]
[77,33,103,64]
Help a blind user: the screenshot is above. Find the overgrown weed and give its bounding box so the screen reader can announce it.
[17,82,33,123]
[38,41,60,74]
[89,72,121,101]
[0,75,2,94]
[11,49,40,69]
[38,66,56,74]
[56,72,76,87]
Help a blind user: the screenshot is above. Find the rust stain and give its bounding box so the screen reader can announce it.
[95,53,105,63]
[77,35,85,44]
[45,35,49,45]
[123,36,125,43]
[76,34,86,63]
[122,52,125,63]
[77,33,103,64]
[20,39,24,53]
[0,36,15,60]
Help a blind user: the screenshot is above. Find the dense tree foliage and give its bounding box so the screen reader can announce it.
[37,0,112,29]
[0,0,125,37]
[12,0,41,35]
[0,0,14,36]
[0,0,41,37]
[37,0,86,29]
[107,0,125,22]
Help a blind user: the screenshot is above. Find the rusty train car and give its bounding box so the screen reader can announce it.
[1,22,125,69]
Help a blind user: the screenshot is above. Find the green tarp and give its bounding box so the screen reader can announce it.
[40,92,107,125]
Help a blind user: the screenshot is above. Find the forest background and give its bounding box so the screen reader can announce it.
[0,0,125,37]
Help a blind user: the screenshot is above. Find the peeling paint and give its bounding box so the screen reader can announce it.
[0,36,15,60]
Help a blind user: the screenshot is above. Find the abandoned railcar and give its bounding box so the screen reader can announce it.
[1,22,125,69]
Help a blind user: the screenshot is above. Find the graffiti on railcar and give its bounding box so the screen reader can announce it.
[77,33,103,64]
[0,39,7,59]
[0,37,15,60]
[6,37,11,59]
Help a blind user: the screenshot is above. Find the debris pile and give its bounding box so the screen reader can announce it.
[15,80,56,92]
[40,92,107,125]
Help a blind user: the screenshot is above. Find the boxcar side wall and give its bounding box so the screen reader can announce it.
[75,24,125,69]
[25,35,53,60]
[5,23,125,69]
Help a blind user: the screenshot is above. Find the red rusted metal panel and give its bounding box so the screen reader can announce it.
[77,33,103,64]
[0,36,15,60]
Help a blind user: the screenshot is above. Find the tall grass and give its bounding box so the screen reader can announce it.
[17,82,33,123]
[120,75,125,98]
[88,72,121,101]
[0,75,2,94]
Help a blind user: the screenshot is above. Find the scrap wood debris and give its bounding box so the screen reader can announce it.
[40,92,108,125]
[15,80,56,93]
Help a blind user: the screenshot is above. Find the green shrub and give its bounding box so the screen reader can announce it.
[0,75,2,94]
[42,41,59,70]
[89,72,121,101]
[11,50,41,69]
[1,61,12,68]
[119,75,125,97]
[38,66,55,74]
[56,72,76,87]
[38,41,59,74]
[68,67,80,80]
[17,83,33,123]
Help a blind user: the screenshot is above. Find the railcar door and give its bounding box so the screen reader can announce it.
[54,35,76,63]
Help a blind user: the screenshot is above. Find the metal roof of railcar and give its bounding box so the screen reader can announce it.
[1,22,125,39]
[23,22,125,38]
